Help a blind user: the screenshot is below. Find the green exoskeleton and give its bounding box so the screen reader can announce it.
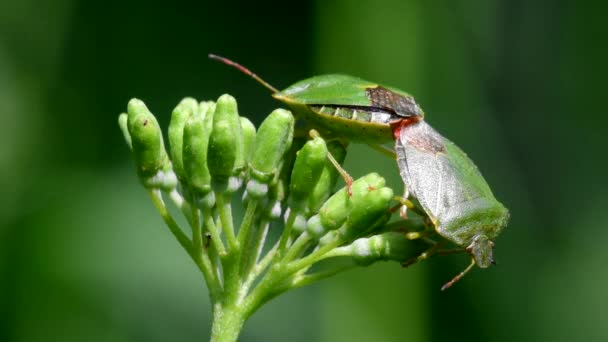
[209,54,509,289]
[394,119,509,290]
[209,54,423,145]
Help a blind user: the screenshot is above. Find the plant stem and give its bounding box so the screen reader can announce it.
[147,189,192,254]
[237,200,258,248]
[148,189,222,301]
[283,231,312,262]
[291,263,357,288]
[216,192,239,251]
[242,219,269,278]
[191,198,203,255]
[202,206,227,256]
[210,303,246,342]
[276,209,297,256]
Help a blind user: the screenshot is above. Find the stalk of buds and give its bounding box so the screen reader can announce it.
[118,95,423,342]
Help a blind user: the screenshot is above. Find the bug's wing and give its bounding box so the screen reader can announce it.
[395,120,507,245]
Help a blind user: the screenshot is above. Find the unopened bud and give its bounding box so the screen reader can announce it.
[288,136,328,209]
[240,117,256,165]
[341,186,393,240]
[247,109,294,197]
[183,110,212,195]
[207,95,241,188]
[350,232,410,266]
[118,113,132,149]
[126,98,171,179]
[168,97,198,181]
[308,141,347,212]
[306,173,386,238]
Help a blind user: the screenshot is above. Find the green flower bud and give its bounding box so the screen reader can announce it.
[258,177,284,220]
[207,94,242,188]
[275,138,306,202]
[240,117,256,165]
[250,109,294,181]
[350,232,410,266]
[168,97,198,181]
[307,141,347,212]
[258,135,300,219]
[306,173,386,238]
[208,122,236,180]
[341,186,393,240]
[199,101,216,117]
[118,113,132,149]
[126,98,171,179]
[183,111,212,196]
[288,136,328,209]
[247,109,295,197]
[292,214,308,234]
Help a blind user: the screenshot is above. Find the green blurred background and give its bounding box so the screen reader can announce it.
[2,0,607,341]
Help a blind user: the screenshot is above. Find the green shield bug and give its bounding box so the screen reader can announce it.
[209,54,509,289]
[394,119,509,290]
[209,54,424,145]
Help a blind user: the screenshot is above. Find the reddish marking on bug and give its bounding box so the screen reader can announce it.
[368,185,376,191]
[394,118,445,154]
[390,117,419,140]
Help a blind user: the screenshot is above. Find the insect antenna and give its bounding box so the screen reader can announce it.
[440,258,476,291]
[208,54,280,94]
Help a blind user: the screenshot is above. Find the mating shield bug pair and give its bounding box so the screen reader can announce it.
[209,54,509,289]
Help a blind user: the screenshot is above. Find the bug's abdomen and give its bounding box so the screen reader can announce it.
[310,105,397,125]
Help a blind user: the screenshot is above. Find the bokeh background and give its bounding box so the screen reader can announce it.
[2,0,607,341]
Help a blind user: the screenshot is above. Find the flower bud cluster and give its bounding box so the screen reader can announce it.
[119,94,420,318]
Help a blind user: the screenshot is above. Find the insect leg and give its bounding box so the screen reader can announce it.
[435,248,466,256]
[391,195,427,218]
[309,129,354,196]
[401,242,443,268]
[441,258,476,291]
[399,188,410,219]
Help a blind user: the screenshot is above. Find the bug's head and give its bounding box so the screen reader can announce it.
[467,234,495,269]
[440,235,496,291]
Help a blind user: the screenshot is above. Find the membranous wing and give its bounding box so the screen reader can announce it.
[395,120,507,246]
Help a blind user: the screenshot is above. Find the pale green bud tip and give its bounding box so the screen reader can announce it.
[250,109,295,183]
[177,97,199,113]
[216,93,237,110]
[291,213,308,234]
[240,117,256,162]
[246,179,269,198]
[306,215,325,238]
[142,170,178,191]
[351,232,410,266]
[127,98,149,118]
[199,101,216,117]
[118,113,132,149]
[213,95,240,130]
